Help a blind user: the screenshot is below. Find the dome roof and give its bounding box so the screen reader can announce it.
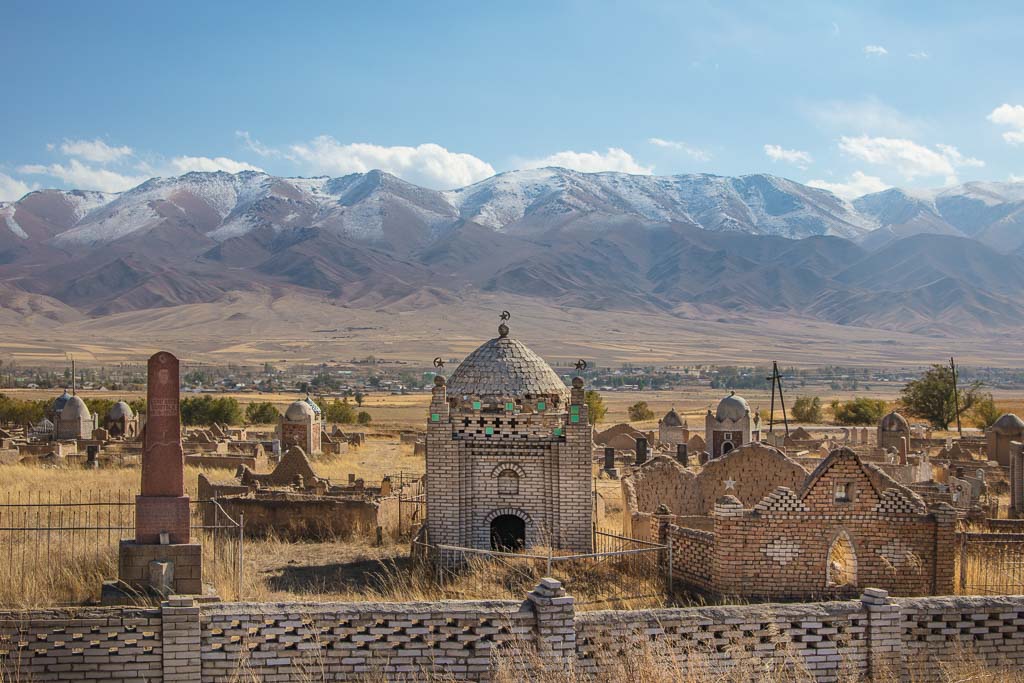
[662,408,684,427]
[879,411,909,431]
[991,413,1024,435]
[51,389,72,414]
[61,395,90,420]
[106,401,134,420]
[447,326,568,402]
[715,392,749,422]
[285,400,316,421]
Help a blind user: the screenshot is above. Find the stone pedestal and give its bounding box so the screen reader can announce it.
[117,541,203,595]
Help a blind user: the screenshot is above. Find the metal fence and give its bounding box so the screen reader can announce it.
[957,532,1024,595]
[412,528,671,602]
[0,490,244,601]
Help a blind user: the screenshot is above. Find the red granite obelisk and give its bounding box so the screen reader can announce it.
[135,351,190,543]
[110,351,201,600]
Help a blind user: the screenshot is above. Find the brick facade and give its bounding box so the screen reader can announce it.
[664,448,958,601]
[425,328,593,565]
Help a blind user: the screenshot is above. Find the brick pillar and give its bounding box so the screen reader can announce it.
[162,596,201,682]
[527,578,576,671]
[862,588,904,680]
[930,502,957,594]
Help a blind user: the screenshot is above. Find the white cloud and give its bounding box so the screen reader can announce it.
[863,44,888,57]
[648,138,711,161]
[804,97,922,136]
[236,130,276,158]
[17,160,145,193]
[1010,174,1024,183]
[287,137,495,189]
[837,135,983,182]
[908,51,930,60]
[57,139,133,163]
[763,144,812,167]
[988,104,1024,145]
[522,147,652,174]
[0,173,34,202]
[169,156,263,174]
[807,171,890,199]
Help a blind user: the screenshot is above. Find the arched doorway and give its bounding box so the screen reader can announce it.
[490,514,526,551]
[826,531,857,589]
[721,441,734,456]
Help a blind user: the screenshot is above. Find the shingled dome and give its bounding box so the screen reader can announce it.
[51,389,72,414]
[715,392,749,422]
[62,395,90,420]
[447,326,568,402]
[991,413,1024,435]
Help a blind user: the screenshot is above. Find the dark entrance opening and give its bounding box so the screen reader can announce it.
[490,514,526,551]
[721,441,734,455]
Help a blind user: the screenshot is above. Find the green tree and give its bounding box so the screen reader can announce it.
[84,398,116,418]
[0,394,46,424]
[180,396,243,426]
[322,398,357,424]
[627,401,655,421]
[585,390,607,424]
[791,396,823,423]
[244,401,280,424]
[357,411,372,425]
[354,391,364,407]
[129,398,147,416]
[970,395,1001,429]
[831,397,888,425]
[900,364,984,429]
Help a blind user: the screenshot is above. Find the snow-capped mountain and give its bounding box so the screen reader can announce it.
[10,168,883,251]
[4,168,1024,334]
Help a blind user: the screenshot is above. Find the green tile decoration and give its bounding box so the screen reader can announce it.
[431,413,439,422]
[472,401,481,410]
[537,401,546,411]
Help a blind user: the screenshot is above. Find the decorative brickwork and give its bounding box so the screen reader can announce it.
[664,448,958,601]
[3,587,1024,681]
[425,325,593,565]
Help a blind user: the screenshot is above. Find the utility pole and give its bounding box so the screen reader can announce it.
[765,362,790,437]
[950,357,962,437]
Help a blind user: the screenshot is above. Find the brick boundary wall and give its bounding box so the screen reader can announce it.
[1,584,1024,681]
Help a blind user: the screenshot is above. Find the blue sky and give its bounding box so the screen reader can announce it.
[2,1,1023,200]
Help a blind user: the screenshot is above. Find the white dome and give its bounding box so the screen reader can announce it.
[285,400,315,421]
[715,392,749,422]
[62,395,90,420]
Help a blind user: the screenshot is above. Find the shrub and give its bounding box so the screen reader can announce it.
[831,397,888,425]
[791,396,822,423]
[627,401,655,421]
[585,390,607,424]
[245,401,280,424]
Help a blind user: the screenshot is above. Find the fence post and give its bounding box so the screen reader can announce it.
[237,512,244,600]
[959,532,968,594]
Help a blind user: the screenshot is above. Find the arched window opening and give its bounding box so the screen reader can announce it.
[827,531,858,589]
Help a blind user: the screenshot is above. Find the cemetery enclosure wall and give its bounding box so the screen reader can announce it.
[2,590,1024,681]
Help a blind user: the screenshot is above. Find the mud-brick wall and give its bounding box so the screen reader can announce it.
[216,497,380,540]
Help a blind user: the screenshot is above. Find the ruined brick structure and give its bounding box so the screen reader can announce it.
[657,407,688,446]
[704,391,760,458]
[278,396,322,455]
[662,447,957,600]
[622,443,808,540]
[987,412,1024,467]
[425,322,593,565]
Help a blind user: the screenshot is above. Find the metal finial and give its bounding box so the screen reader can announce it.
[575,359,587,372]
[433,357,445,368]
[500,310,511,321]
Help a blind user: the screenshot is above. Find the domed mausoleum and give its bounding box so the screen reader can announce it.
[425,319,593,566]
[55,395,94,441]
[279,395,322,455]
[104,401,139,438]
[658,407,689,447]
[705,391,760,458]
[987,413,1024,467]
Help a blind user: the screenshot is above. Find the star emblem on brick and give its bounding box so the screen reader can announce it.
[724,478,737,490]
